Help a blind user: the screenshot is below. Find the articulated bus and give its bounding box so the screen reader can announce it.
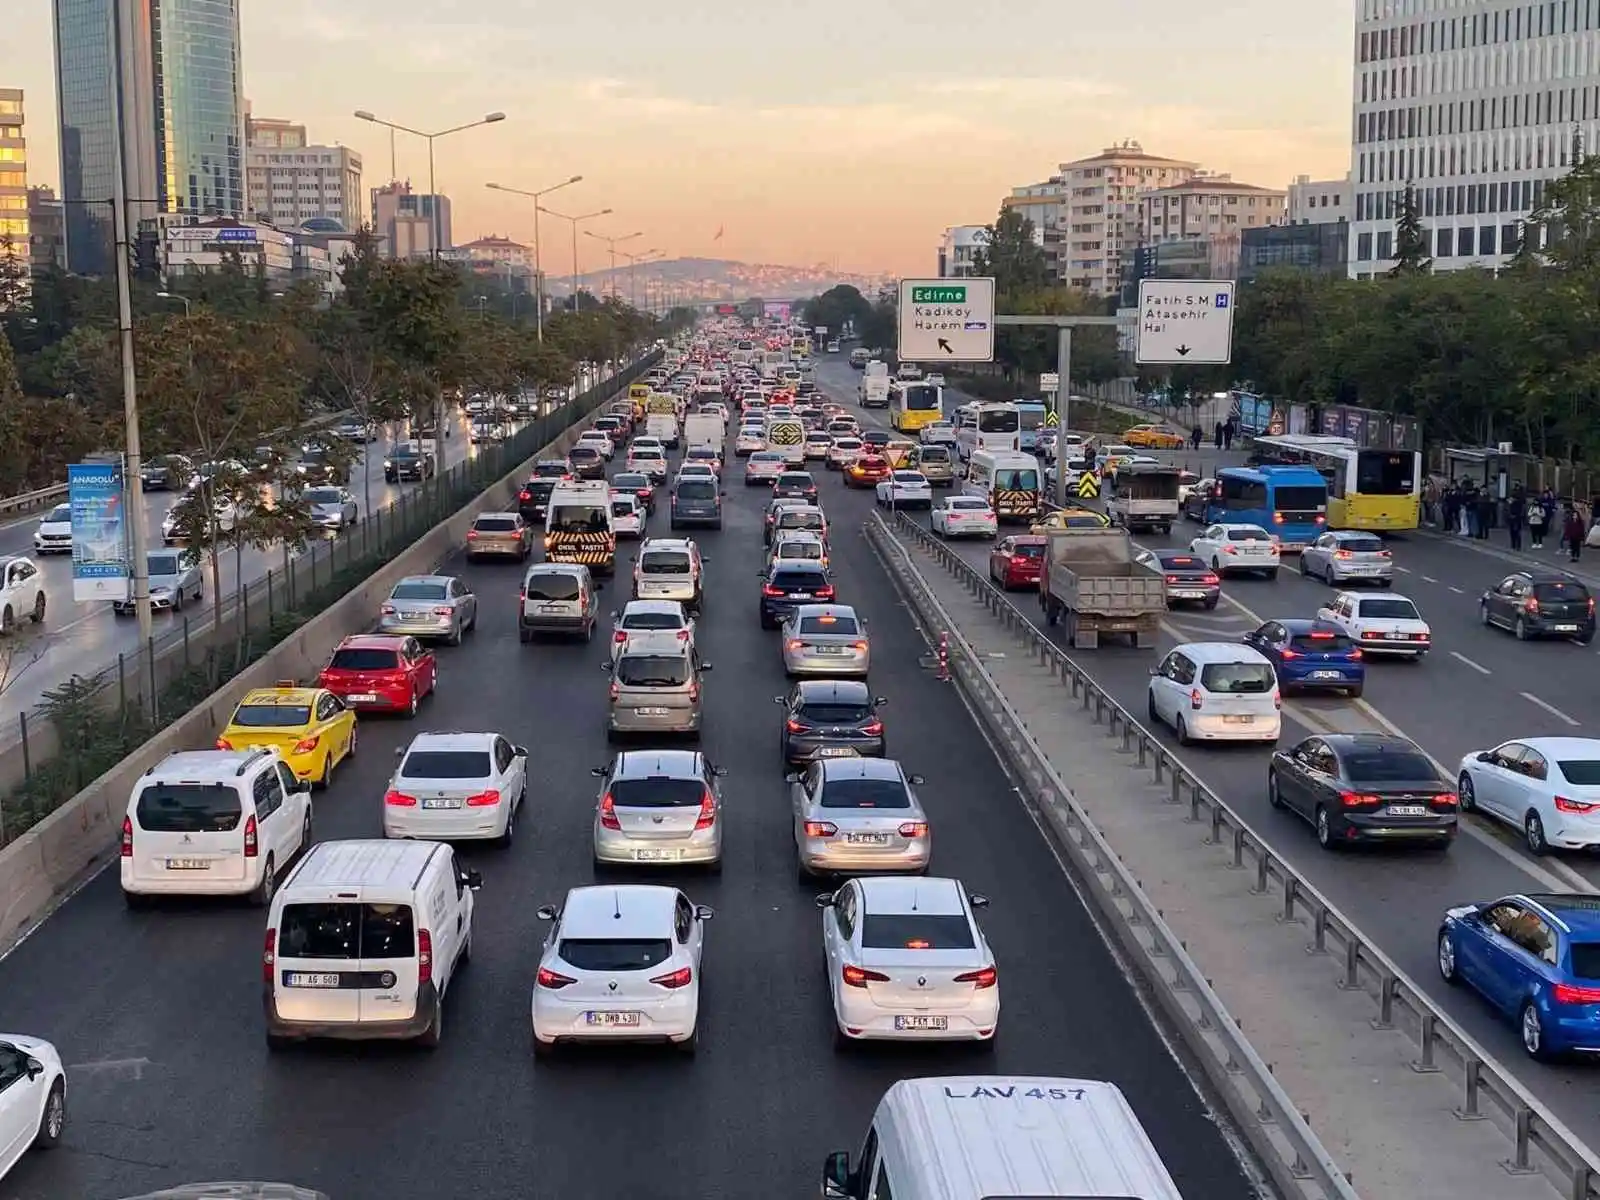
[1014,401,1049,452]
[953,402,1021,462]
[1248,434,1422,532]
[889,382,944,434]
[1193,465,1329,549]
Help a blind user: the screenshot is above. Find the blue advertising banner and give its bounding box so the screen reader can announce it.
[69,460,130,602]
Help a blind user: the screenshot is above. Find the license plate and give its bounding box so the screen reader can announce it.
[1386,805,1428,817]
[1174,589,1207,599]
[286,972,342,988]
[1555,624,1579,631]
[632,848,681,862]
[636,707,670,716]
[348,693,379,703]
[1221,715,1255,725]
[164,858,209,870]
[818,747,858,757]
[895,1015,948,1031]
[585,1011,642,1027]
[421,797,462,809]
[1310,671,1343,680]
[814,646,846,655]
[789,593,812,601]
[844,832,891,845]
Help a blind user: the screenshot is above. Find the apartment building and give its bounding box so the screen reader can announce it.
[246,115,363,232]
[1053,141,1198,294]
[1350,0,1600,276]
[0,89,26,258]
[1138,174,1287,244]
[28,187,64,272]
[1000,178,1067,274]
[937,225,989,276]
[372,180,452,258]
[1287,174,1353,224]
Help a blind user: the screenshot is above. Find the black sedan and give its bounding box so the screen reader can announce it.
[1136,548,1220,609]
[777,679,886,764]
[759,562,835,629]
[612,471,656,514]
[1268,733,1457,851]
[773,471,819,503]
[566,444,607,480]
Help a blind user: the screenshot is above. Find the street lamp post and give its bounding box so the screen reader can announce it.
[353,109,507,260]
[155,291,190,315]
[486,176,581,342]
[539,207,612,310]
[585,230,641,304]
[617,248,661,309]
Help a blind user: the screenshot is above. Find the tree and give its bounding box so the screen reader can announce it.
[801,285,872,340]
[0,240,29,314]
[970,210,1050,294]
[1390,184,1432,276]
[1524,139,1600,272]
[297,304,407,516]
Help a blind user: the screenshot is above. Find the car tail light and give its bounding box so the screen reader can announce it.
[121,815,133,857]
[1189,688,1203,710]
[1334,550,1353,559]
[842,964,889,987]
[1280,648,1299,659]
[380,604,396,615]
[1431,793,1459,810]
[862,719,884,735]
[1273,691,1282,710]
[1589,596,1597,615]
[1556,795,1600,814]
[417,929,433,985]
[694,791,716,829]
[898,821,928,837]
[1525,597,1540,613]
[518,589,526,602]
[676,629,690,642]
[804,820,837,838]
[466,789,500,807]
[651,966,694,989]
[614,630,629,644]
[816,585,835,599]
[786,639,803,652]
[600,793,621,829]
[243,814,259,857]
[1273,512,1285,524]
[1201,573,1219,584]
[467,530,479,539]
[519,490,531,501]
[215,737,233,750]
[955,965,997,988]
[1340,791,1381,808]
[1222,544,1237,554]
[1349,648,1363,659]
[609,681,620,701]
[786,718,810,733]
[1165,574,1179,584]
[688,679,700,702]
[293,736,320,754]
[385,790,417,807]
[852,640,869,652]
[262,929,277,983]
[1553,982,1600,1004]
[762,584,784,596]
[1378,549,1392,558]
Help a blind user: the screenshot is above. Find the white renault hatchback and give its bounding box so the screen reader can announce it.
[0,1035,65,1181]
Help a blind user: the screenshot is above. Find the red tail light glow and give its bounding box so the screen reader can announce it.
[1333,550,1353,559]
[1340,791,1382,808]
[262,929,276,983]
[842,964,888,987]
[862,719,884,735]
[1553,982,1600,1004]
[650,966,694,989]
[762,584,784,596]
[1189,688,1203,710]
[609,681,620,701]
[1201,573,1219,584]
[1222,545,1238,554]
[434,607,454,616]
[599,793,621,829]
[1431,793,1459,809]
[293,736,320,754]
[417,929,433,985]
[815,585,835,599]
[466,789,501,807]
[380,604,396,615]
[786,639,803,652]
[1526,598,1540,613]
[804,821,837,838]
[786,717,810,733]
[1556,795,1600,814]
[215,737,233,750]
[614,630,629,644]
[121,815,133,857]
[955,965,998,988]
[384,790,418,806]
[695,792,716,829]
[898,821,928,837]
[466,530,479,539]
[243,814,259,857]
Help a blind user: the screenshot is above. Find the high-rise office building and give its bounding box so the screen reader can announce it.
[0,90,26,257]
[151,0,246,217]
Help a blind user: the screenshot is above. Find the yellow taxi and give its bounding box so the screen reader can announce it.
[216,684,357,788]
[1123,423,1186,449]
[1030,506,1111,533]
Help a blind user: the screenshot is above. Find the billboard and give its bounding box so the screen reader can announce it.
[762,301,791,321]
[69,460,130,602]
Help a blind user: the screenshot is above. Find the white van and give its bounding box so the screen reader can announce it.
[1147,641,1282,744]
[822,1076,1183,1200]
[121,747,312,907]
[263,839,480,1049]
[963,450,1042,522]
[765,417,806,465]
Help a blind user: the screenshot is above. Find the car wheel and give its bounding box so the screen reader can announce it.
[1315,806,1336,850]
[1147,691,1158,724]
[408,687,420,717]
[1298,555,1309,576]
[1515,615,1530,640]
[1521,1001,1549,1060]
[31,592,45,624]
[1210,557,1221,573]
[1438,930,1459,984]
[34,1079,65,1148]
[1174,715,1191,745]
[251,854,277,906]
[676,1024,699,1055]
[1525,810,1550,855]
[417,1001,442,1049]
[1267,771,1283,808]
[499,806,516,848]
[1479,602,1493,627]
[1457,773,1476,812]
[1347,683,1364,699]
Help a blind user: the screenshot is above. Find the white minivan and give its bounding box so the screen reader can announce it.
[822,1075,1183,1200]
[262,839,479,1049]
[121,747,312,907]
[1146,641,1282,745]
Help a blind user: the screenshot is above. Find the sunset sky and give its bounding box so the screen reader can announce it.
[8,0,1353,274]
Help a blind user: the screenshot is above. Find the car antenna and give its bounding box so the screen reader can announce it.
[613,891,623,920]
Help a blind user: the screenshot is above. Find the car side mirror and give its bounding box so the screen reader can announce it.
[712,765,728,776]
[874,696,887,706]
[296,779,313,793]
[814,892,836,908]
[514,746,528,757]
[969,893,990,908]
[535,905,559,922]
[823,1152,852,1198]
[610,611,619,620]
[461,869,483,890]
[695,904,715,921]
[699,663,713,672]
[908,773,926,785]
[785,772,802,784]
[773,695,786,704]
[1476,751,1494,762]
[601,661,613,671]
[23,1057,42,1081]
[394,747,406,758]
[591,765,609,777]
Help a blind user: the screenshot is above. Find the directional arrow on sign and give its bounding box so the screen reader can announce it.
[936,338,953,354]
[1175,345,1191,356]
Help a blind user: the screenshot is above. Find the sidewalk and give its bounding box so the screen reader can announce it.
[882,526,1553,1200]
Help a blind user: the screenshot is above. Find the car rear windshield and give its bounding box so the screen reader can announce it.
[778,474,813,486]
[559,938,672,972]
[688,447,717,458]
[1199,663,1276,693]
[147,554,181,576]
[136,783,242,832]
[780,512,824,530]
[995,469,1038,490]
[230,703,312,727]
[610,776,705,806]
[799,614,859,635]
[641,551,692,574]
[1342,750,1437,783]
[474,517,519,533]
[1570,943,1600,980]
[534,463,567,477]
[1228,528,1271,541]
[622,610,683,630]
[632,448,664,459]
[1534,581,1591,602]
[1008,543,1045,559]
[921,447,951,462]
[950,499,988,511]
[569,446,600,459]
[611,500,638,517]
[525,481,556,500]
[1340,536,1385,553]
[524,572,581,601]
[799,702,872,722]
[279,902,414,960]
[329,648,400,671]
[676,481,716,500]
[391,583,447,601]
[1357,598,1419,619]
[613,475,648,489]
[550,506,609,533]
[1559,760,1600,786]
[861,914,975,950]
[775,569,827,587]
[819,779,911,809]
[1289,633,1356,652]
[616,655,691,687]
[401,750,492,779]
[306,489,343,505]
[778,541,822,559]
[1160,555,1203,569]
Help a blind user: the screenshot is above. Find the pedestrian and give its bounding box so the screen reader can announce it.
[1461,485,1477,537]
[1223,418,1236,450]
[1214,421,1224,449]
[1527,495,1547,548]
[1564,505,1586,562]
[1442,483,1460,534]
[1191,424,1203,451]
[1474,492,1494,540]
[1506,495,1524,551]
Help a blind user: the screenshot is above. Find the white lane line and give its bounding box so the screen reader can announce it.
[1521,691,1581,726]
[1449,650,1491,675]
[1395,565,1412,573]
[1420,574,1439,584]
[1449,585,1465,594]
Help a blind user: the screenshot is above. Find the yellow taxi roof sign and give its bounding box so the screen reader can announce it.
[242,687,319,706]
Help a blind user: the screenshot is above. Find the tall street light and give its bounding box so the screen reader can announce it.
[353,109,506,259]
[485,176,581,342]
[618,248,661,310]
[539,207,612,309]
[585,229,641,303]
[155,292,191,315]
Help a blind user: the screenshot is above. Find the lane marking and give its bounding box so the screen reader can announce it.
[1521,691,1580,726]
[1420,574,1439,584]
[1395,565,1412,573]
[1449,650,1491,675]
[1449,586,1465,594]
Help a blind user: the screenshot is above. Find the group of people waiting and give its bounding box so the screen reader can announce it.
[1425,478,1596,561]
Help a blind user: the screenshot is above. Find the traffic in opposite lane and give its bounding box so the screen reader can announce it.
[0,333,1256,1199]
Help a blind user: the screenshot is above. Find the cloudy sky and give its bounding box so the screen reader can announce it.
[8,0,1353,273]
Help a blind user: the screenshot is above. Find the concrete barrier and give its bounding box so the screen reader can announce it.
[0,393,617,953]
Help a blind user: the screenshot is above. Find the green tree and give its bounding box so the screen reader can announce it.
[0,240,29,314]
[1524,137,1600,271]
[801,285,872,340]
[1390,184,1432,276]
[970,210,1050,294]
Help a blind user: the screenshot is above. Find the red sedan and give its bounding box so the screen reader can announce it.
[317,634,437,717]
[989,536,1047,590]
[845,454,892,488]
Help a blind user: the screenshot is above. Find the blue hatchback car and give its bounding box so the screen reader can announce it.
[1439,893,1600,1059]
[1241,618,1365,698]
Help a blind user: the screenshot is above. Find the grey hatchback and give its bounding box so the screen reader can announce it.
[669,476,724,530]
[605,645,712,739]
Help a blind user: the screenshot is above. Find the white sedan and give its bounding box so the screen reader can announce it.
[0,1034,65,1180]
[875,471,934,509]
[611,598,695,663]
[818,875,998,1047]
[735,427,766,456]
[1189,523,1280,579]
[532,884,712,1055]
[1457,736,1600,854]
[931,496,997,539]
[609,493,645,539]
[1315,591,1431,658]
[576,430,614,460]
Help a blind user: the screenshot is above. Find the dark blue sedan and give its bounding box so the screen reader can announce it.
[1241,618,1364,698]
[1440,893,1600,1059]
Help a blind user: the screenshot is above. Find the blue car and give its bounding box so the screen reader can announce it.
[1439,893,1600,1059]
[1241,618,1364,698]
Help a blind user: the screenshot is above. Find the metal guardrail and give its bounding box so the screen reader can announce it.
[880,507,1600,1200]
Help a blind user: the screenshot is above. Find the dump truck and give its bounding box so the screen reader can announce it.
[1105,462,1182,534]
[1038,525,1166,649]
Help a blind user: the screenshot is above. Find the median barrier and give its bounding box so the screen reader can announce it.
[0,357,651,953]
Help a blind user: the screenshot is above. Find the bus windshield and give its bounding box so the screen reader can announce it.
[901,385,941,411]
[1355,451,1416,495]
[1016,406,1047,431]
[977,408,1019,434]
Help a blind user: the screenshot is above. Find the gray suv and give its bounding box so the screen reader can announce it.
[605,644,711,739]
[670,476,724,530]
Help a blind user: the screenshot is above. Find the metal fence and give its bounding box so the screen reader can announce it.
[880,506,1600,1200]
[0,353,661,846]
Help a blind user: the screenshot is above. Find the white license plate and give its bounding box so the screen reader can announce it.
[788,593,812,601]
[635,707,670,716]
[1555,624,1579,631]
[844,832,891,845]
[421,797,463,809]
[632,848,681,861]
[818,747,857,757]
[540,604,566,613]
[164,858,210,870]
[1174,589,1208,599]
[286,972,342,988]
[895,1015,948,1031]
[1386,805,1429,817]
[814,646,847,655]
[348,693,379,703]
[585,1011,642,1027]
[1221,715,1255,725]
[1310,671,1343,680]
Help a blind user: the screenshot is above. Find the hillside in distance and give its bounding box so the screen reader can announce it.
[568,256,887,301]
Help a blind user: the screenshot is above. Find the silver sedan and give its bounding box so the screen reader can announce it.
[378,574,478,644]
[1299,530,1394,587]
[781,604,870,677]
[305,486,358,532]
[791,757,931,879]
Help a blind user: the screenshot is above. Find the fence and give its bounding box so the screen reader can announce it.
[880,506,1600,1200]
[0,352,661,847]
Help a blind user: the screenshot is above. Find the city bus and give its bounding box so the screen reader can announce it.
[953,402,1021,463]
[1014,400,1049,452]
[889,382,944,434]
[1192,465,1329,550]
[1248,434,1422,532]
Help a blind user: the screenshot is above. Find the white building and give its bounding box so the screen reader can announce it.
[1287,174,1353,224]
[160,218,333,292]
[937,225,989,276]
[1350,0,1600,277]
[246,134,363,233]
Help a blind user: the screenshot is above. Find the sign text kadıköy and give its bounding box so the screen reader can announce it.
[1134,280,1236,365]
[897,277,995,364]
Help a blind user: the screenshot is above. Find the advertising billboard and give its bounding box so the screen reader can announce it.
[762,301,791,321]
[69,460,130,602]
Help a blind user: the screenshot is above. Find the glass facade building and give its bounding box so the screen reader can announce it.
[152,0,245,218]
[53,0,119,275]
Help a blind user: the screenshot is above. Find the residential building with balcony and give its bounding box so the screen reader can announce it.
[1052,141,1198,295]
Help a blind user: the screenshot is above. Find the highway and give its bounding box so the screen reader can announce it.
[810,357,1600,1148]
[0,421,1257,1197]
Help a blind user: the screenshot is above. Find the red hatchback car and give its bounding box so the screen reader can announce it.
[317,634,437,716]
[989,535,1048,590]
[845,454,892,488]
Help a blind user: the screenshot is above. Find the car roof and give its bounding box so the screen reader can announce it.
[1507,893,1600,937]
[1344,592,1416,606]
[618,641,693,662]
[641,537,695,551]
[857,874,966,917]
[1153,548,1202,560]
[526,561,585,575]
[394,574,453,587]
[795,678,871,702]
[1218,523,1269,534]
[147,748,276,782]
[473,511,519,521]
[819,756,905,781]
[1514,737,1600,756]
[790,603,856,620]
[1327,529,1381,540]
[338,634,411,650]
[1514,569,1587,585]
[1277,618,1346,635]
[1174,641,1272,664]
[1318,733,1427,755]
[613,748,703,778]
[559,884,678,937]
[239,687,320,706]
[621,598,686,616]
[404,731,497,752]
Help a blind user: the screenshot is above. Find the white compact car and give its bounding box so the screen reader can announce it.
[1315,591,1431,658]
[826,438,863,471]
[384,731,528,845]
[32,504,71,555]
[1189,523,1279,579]
[1457,736,1600,854]
[531,884,714,1055]
[611,598,695,663]
[1147,642,1281,744]
[817,875,997,1048]
[931,496,997,539]
[876,471,933,509]
[0,1034,65,1179]
[735,427,766,456]
[576,430,615,460]
[609,492,645,539]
